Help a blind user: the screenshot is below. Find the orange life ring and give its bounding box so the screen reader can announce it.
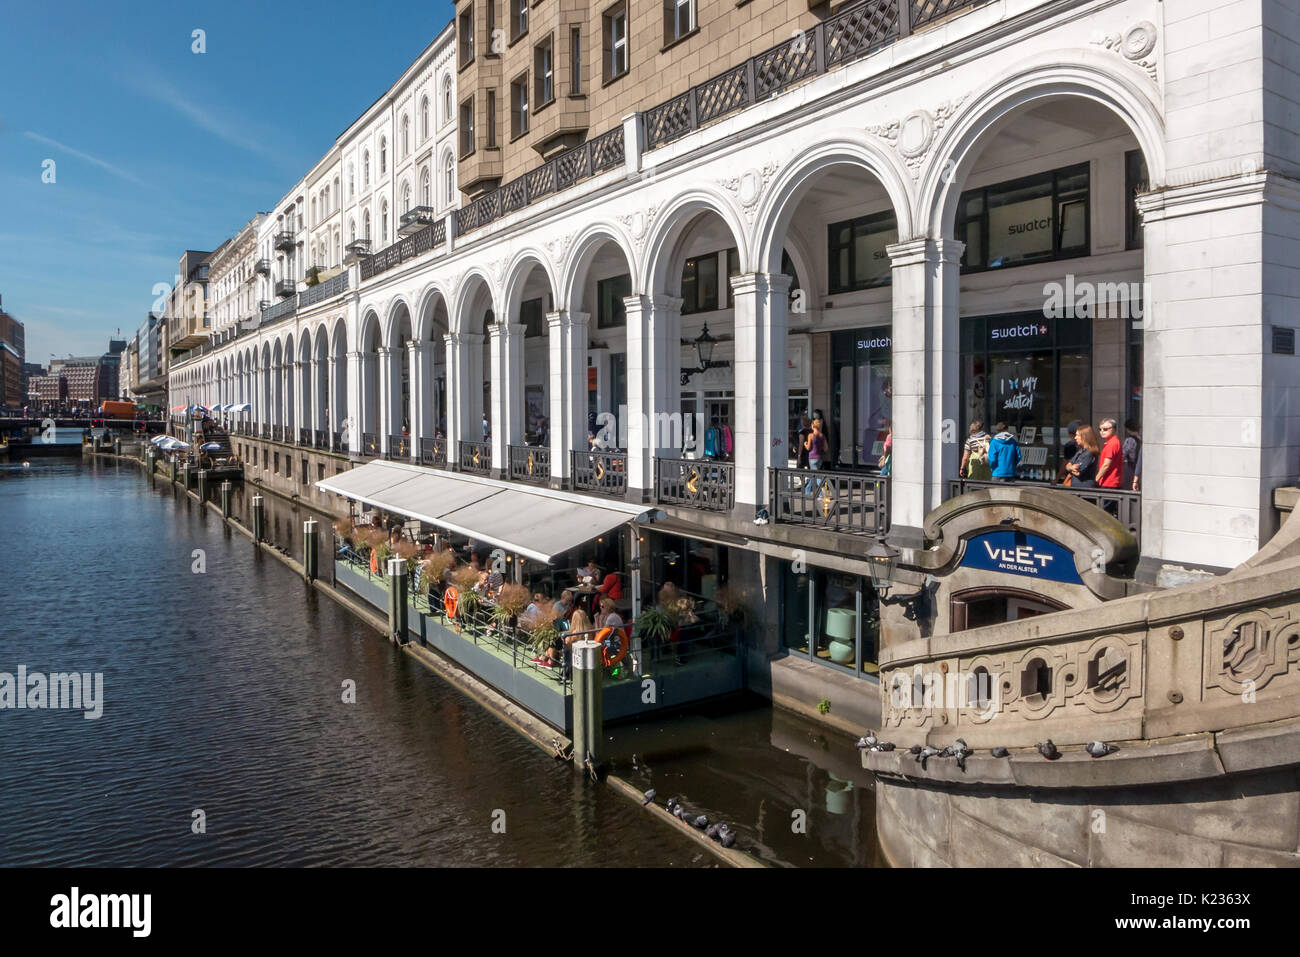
[597,625,631,668]
[444,585,459,619]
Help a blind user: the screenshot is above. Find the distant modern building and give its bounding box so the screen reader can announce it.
[28,373,67,407]
[133,313,167,407]
[0,296,25,408]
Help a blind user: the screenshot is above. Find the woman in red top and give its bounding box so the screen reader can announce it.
[595,566,623,601]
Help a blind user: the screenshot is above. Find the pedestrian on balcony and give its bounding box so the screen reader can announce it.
[1122,419,1142,491]
[1055,420,1083,484]
[803,417,828,495]
[988,422,1021,481]
[960,420,992,480]
[1064,425,1101,488]
[795,416,812,468]
[1096,419,1123,489]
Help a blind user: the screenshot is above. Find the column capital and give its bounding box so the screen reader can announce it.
[545,310,589,331]
[651,294,684,316]
[409,340,432,356]
[346,350,363,361]
[377,345,394,358]
[729,272,793,297]
[445,331,483,346]
[887,237,964,267]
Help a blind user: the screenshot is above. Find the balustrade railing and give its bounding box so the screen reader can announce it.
[656,457,735,511]
[385,434,411,460]
[361,432,380,457]
[359,221,445,282]
[771,468,890,535]
[946,479,1142,546]
[458,440,491,474]
[297,271,349,309]
[313,429,328,450]
[420,436,447,468]
[508,444,550,484]
[298,427,310,446]
[570,449,627,496]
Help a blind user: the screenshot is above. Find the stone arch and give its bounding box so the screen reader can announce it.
[452,268,497,334]
[414,282,454,341]
[502,249,559,324]
[383,295,415,347]
[643,188,748,297]
[560,223,635,316]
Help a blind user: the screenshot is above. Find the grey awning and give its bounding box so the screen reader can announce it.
[317,460,661,563]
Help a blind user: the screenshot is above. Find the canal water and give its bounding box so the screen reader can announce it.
[0,457,880,867]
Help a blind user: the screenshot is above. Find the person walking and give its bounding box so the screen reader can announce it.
[1122,418,1142,491]
[959,420,992,480]
[803,416,828,494]
[1063,425,1101,488]
[1096,418,1123,489]
[988,422,1021,482]
[795,416,812,469]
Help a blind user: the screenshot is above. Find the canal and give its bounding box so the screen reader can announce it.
[0,457,881,867]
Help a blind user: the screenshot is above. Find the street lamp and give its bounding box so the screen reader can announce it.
[866,540,900,597]
[680,324,731,385]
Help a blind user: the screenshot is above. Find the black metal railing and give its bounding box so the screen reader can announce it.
[254,258,271,275]
[274,278,297,298]
[361,432,380,457]
[298,271,349,309]
[262,295,297,324]
[273,230,296,250]
[945,479,1142,545]
[385,434,411,460]
[420,436,447,468]
[332,429,343,452]
[508,444,550,484]
[456,125,625,235]
[458,440,491,474]
[260,423,270,439]
[399,206,438,235]
[314,429,328,450]
[359,220,445,282]
[656,457,735,511]
[570,449,627,496]
[299,427,310,446]
[771,468,890,535]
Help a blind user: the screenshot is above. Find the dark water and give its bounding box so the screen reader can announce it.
[0,458,880,867]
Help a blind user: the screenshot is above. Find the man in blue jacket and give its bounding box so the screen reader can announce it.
[987,422,1021,482]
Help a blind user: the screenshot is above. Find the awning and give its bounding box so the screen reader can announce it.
[317,460,663,564]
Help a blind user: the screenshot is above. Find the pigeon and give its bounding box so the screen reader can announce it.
[705,823,721,840]
[642,788,657,806]
[877,742,896,752]
[665,796,679,813]
[1036,740,1060,761]
[718,825,736,848]
[916,745,941,770]
[950,739,971,772]
[855,731,878,750]
[693,814,709,830]
[990,746,1010,758]
[1085,740,1118,759]
[673,805,688,820]
[908,744,923,755]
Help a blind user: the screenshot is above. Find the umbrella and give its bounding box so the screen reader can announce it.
[149,434,170,446]
[227,402,251,413]
[171,405,186,412]
[200,442,222,451]
[160,437,190,450]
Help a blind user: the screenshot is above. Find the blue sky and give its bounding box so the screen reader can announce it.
[0,0,455,367]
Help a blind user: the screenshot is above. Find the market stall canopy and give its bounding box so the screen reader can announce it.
[225,402,251,412]
[317,460,663,564]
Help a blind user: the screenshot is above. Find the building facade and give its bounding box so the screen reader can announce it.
[0,299,25,408]
[168,0,1300,732]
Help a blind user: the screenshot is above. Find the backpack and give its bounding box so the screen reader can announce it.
[967,436,992,480]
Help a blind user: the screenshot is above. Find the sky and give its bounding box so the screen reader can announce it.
[0,0,455,367]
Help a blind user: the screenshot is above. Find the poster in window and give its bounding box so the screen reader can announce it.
[987,193,1053,267]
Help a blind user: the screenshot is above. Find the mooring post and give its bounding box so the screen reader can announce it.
[251,494,265,542]
[197,469,208,502]
[571,640,604,771]
[304,518,319,582]
[171,458,178,484]
[220,480,232,519]
[114,436,122,456]
[386,557,408,643]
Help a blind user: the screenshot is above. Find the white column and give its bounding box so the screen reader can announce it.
[346,350,363,453]
[488,321,524,475]
[887,238,963,549]
[730,273,790,512]
[408,341,427,461]
[444,332,481,466]
[548,310,589,485]
[625,294,682,499]
[376,345,394,452]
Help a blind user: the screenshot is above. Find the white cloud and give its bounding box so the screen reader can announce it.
[22,132,147,187]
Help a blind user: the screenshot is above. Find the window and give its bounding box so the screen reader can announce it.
[459,6,475,66]
[664,0,694,44]
[956,163,1090,273]
[459,96,475,156]
[570,27,582,94]
[520,297,545,338]
[400,115,409,158]
[512,0,527,41]
[535,36,554,106]
[402,183,411,215]
[781,562,880,677]
[363,151,370,187]
[487,89,498,147]
[443,76,453,124]
[349,219,356,243]
[603,2,628,83]
[444,154,455,206]
[827,210,898,293]
[379,136,387,175]
[421,168,431,207]
[363,210,371,241]
[681,252,719,314]
[380,200,389,245]
[421,96,430,139]
[511,74,529,138]
[349,165,355,200]
[1125,149,1148,251]
[597,274,631,328]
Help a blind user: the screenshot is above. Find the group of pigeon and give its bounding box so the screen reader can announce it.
[641,791,737,848]
[854,731,1119,770]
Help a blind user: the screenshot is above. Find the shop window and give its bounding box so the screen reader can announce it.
[957,163,1090,273]
[782,561,811,656]
[597,274,631,328]
[1125,149,1148,251]
[830,327,892,470]
[681,252,719,314]
[520,297,546,338]
[828,210,897,293]
[781,562,879,678]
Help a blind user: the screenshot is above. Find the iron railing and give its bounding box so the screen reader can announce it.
[385,434,412,460]
[771,468,890,535]
[458,440,491,474]
[455,126,625,235]
[571,449,627,496]
[273,230,296,250]
[332,429,343,452]
[314,429,328,450]
[359,220,445,282]
[361,432,380,457]
[254,258,271,275]
[946,479,1142,546]
[656,457,735,511]
[508,444,550,484]
[274,278,297,298]
[261,295,296,325]
[298,271,349,309]
[420,436,447,468]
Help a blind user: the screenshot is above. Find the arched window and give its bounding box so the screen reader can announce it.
[363,152,370,187]
[444,153,455,207]
[363,210,371,241]
[349,219,356,243]
[311,197,317,224]
[333,176,340,210]
[348,165,355,200]
[402,183,411,215]
[421,167,431,207]
[380,200,388,244]
[379,137,387,175]
[335,232,341,265]
[401,115,409,157]
[442,76,452,125]
[421,96,430,139]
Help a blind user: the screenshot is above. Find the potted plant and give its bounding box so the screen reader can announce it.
[420,550,456,611]
[491,583,530,643]
[450,565,483,634]
[633,606,675,663]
